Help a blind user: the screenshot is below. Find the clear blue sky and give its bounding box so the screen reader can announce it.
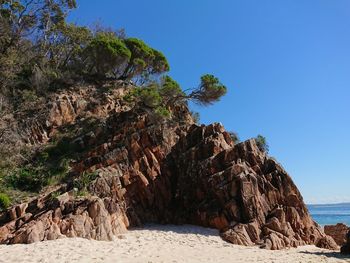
[69,0,350,204]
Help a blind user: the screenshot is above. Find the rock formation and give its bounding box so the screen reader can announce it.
[325,223,349,246]
[0,84,338,250]
[341,230,350,254]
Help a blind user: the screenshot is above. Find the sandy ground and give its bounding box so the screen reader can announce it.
[0,224,349,263]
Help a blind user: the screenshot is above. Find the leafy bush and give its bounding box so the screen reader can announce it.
[190,111,200,124]
[74,171,98,192]
[45,158,71,186]
[0,193,11,210]
[229,131,240,144]
[124,86,162,108]
[35,138,74,185]
[4,139,73,192]
[45,136,80,158]
[255,134,269,153]
[6,168,46,192]
[159,76,184,105]
[84,33,131,78]
[124,83,176,120]
[155,106,171,118]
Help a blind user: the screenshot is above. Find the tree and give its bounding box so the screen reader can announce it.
[0,0,77,55]
[45,22,92,71]
[149,49,170,77]
[188,74,227,106]
[82,36,169,82]
[0,0,79,90]
[83,32,130,78]
[26,22,92,89]
[121,38,169,81]
[255,134,269,153]
[123,74,228,120]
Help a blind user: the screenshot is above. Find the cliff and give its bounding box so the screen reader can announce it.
[0,84,337,250]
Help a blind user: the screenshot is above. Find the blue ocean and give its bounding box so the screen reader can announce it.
[307,203,350,226]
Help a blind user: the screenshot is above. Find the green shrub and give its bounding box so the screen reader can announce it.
[255,134,269,153]
[49,191,61,202]
[124,86,162,108]
[6,168,46,192]
[74,171,98,191]
[155,106,171,118]
[45,136,80,158]
[229,131,240,144]
[190,111,200,124]
[0,193,11,210]
[45,158,70,186]
[159,76,184,106]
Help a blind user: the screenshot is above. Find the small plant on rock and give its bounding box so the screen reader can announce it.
[255,134,269,153]
[74,171,99,194]
[228,131,240,144]
[6,167,46,192]
[0,193,11,210]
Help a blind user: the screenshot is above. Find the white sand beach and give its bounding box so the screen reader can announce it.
[0,224,348,263]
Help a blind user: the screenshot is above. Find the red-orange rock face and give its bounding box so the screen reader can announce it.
[0,87,337,250]
[325,223,349,246]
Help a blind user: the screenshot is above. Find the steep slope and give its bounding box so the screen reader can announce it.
[0,85,337,250]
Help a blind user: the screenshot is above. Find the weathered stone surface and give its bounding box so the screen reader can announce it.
[161,125,335,250]
[0,86,336,250]
[316,235,339,250]
[341,230,350,254]
[20,84,132,145]
[325,223,349,246]
[0,179,129,244]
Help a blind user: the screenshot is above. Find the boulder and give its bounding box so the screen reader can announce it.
[341,230,350,254]
[324,223,349,246]
[316,236,339,250]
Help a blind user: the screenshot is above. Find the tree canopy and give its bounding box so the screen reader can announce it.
[124,74,227,120]
[189,74,227,106]
[0,1,228,121]
[83,32,131,78]
[121,38,170,81]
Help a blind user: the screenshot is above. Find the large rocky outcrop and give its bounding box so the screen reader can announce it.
[18,82,132,145]
[0,85,337,250]
[161,125,337,250]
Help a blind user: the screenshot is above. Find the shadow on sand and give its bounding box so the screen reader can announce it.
[128,224,220,237]
[299,250,350,260]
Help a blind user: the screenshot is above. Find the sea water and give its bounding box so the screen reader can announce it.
[307,203,350,226]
